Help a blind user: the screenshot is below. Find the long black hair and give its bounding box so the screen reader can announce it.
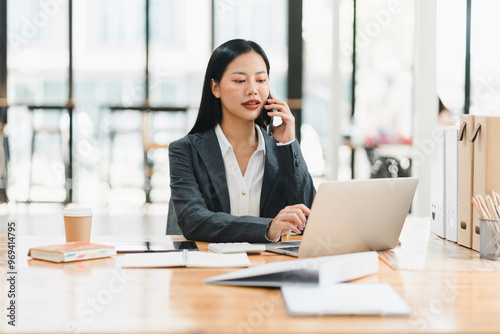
[189,39,271,134]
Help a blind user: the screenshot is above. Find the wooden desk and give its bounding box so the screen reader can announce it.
[2,217,500,333]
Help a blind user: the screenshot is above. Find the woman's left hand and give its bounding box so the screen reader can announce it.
[264,94,295,143]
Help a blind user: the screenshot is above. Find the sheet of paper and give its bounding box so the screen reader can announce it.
[120,252,186,268]
[281,283,411,316]
[186,251,250,268]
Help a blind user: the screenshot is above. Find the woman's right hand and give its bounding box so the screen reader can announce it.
[266,204,311,241]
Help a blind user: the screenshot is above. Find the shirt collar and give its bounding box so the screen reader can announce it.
[214,124,266,156]
[255,124,266,155]
[214,124,232,156]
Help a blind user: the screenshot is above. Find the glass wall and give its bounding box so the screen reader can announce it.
[72,0,145,203]
[436,0,466,119]
[470,0,500,115]
[149,0,211,107]
[3,0,498,205]
[213,0,288,98]
[7,0,70,202]
[303,0,416,180]
[7,0,69,105]
[73,0,145,107]
[147,0,211,203]
[354,0,415,179]
[355,0,414,140]
[303,0,354,179]
[5,0,211,204]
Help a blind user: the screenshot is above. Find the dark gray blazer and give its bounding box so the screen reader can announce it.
[168,126,316,243]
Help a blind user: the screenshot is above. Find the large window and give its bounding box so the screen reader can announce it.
[470,0,500,115]
[436,0,466,117]
[149,0,211,107]
[303,0,354,179]
[213,0,288,98]
[354,2,414,140]
[7,0,69,105]
[4,0,497,205]
[303,0,416,180]
[5,0,211,204]
[74,0,145,107]
[7,0,71,202]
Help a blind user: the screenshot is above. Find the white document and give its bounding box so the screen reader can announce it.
[281,283,411,316]
[120,250,250,268]
[204,251,378,287]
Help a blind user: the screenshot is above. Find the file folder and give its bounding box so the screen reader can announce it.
[430,127,445,238]
[457,115,474,248]
[471,116,500,251]
[445,127,459,242]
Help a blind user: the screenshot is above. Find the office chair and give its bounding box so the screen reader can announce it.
[166,198,182,235]
[365,147,411,178]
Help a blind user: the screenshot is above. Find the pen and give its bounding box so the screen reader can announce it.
[472,191,500,220]
[474,193,492,219]
[478,194,492,219]
[472,196,487,219]
[486,194,499,219]
[492,190,500,206]
[494,190,500,208]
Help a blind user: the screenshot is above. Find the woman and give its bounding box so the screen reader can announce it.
[168,39,315,242]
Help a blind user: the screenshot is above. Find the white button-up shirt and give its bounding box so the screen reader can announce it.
[214,124,265,217]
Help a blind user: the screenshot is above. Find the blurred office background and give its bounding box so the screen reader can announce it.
[0,0,498,225]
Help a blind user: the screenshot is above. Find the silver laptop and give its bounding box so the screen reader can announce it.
[266,177,419,258]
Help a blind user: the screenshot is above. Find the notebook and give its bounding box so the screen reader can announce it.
[267,177,419,257]
[119,250,250,268]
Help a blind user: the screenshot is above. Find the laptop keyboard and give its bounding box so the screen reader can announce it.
[277,246,300,253]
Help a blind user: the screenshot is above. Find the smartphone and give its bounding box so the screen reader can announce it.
[263,93,275,135]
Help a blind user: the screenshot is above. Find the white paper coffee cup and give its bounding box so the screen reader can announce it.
[63,207,93,243]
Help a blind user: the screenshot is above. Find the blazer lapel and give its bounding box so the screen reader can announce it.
[260,128,279,210]
[192,129,231,213]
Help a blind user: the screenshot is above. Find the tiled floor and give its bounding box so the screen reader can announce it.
[0,202,169,237]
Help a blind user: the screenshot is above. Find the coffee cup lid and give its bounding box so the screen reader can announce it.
[63,207,93,217]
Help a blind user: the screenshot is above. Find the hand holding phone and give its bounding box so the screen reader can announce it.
[262,93,296,143]
[263,93,275,135]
